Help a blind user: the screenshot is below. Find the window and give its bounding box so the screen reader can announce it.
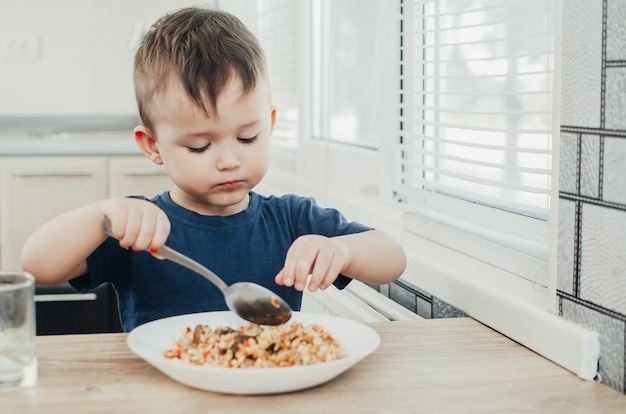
[396,0,555,290]
[246,0,393,199]
[311,0,383,149]
[255,0,300,150]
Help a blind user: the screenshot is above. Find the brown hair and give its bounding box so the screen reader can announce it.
[133,7,268,131]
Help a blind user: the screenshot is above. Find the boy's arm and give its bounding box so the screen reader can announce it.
[21,200,108,284]
[21,197,171,285]
[333,230,406,285]
[276,230,406,292]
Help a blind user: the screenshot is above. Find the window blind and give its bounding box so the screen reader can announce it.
[397,0,555,220]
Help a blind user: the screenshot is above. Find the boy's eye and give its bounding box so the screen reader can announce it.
[238,135,258,144]
[187,144,210,153]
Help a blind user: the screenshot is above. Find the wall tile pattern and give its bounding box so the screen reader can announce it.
[561,0,603,127]
[561,297,625,391]
[366,280,468,320]
[558,0,626,394]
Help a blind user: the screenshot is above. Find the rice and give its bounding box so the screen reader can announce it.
[163,322,348,368]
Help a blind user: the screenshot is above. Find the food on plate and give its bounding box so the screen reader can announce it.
[163,322,348,368]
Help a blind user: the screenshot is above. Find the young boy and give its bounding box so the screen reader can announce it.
[20,7,406,331]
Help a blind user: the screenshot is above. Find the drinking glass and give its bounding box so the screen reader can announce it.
[0,271,37,389]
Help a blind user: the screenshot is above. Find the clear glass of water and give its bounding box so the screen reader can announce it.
[0,271,37,390]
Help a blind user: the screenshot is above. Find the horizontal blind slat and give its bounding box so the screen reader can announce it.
[399,185,549,219]
[399,169,550,195]
[400,119,550,135]
[399,152,550,175]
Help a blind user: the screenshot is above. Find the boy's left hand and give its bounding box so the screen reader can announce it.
[275,235,349,292]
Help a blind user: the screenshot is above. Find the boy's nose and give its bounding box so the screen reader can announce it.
[215,144,240,170]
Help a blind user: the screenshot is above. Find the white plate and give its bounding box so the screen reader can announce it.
[127,311,380,395]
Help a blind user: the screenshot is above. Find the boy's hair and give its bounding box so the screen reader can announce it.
[134,7,268,131]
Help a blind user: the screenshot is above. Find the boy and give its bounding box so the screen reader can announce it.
[21,7,406,331]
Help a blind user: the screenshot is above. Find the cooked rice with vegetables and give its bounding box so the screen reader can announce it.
[163,322,348,368]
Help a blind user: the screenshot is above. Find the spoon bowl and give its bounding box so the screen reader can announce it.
[102,217,292,325]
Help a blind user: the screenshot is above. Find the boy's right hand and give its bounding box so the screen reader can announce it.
[100,198,171,253]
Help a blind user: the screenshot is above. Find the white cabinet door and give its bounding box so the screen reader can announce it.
[0,156,107,270]
[108,155,171,198]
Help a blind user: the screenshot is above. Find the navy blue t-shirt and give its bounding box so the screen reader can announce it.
[70,191,373,331]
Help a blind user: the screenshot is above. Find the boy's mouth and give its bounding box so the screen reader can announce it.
[217,180,243,190]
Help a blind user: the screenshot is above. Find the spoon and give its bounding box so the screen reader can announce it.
[102,217,292,325]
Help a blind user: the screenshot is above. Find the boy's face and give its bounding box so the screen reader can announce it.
[136,74,276,216]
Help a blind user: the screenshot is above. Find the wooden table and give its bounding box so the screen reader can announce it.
[3,318,625,413]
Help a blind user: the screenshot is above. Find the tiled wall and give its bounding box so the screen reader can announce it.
[558,0,626,394]
[367,280,468,320]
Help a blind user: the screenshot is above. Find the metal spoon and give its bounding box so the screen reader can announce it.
[102,217,292,325]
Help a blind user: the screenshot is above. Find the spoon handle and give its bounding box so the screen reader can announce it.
[154,245,229,293]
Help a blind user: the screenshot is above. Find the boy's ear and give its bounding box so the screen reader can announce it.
[134,126,163,165]
[270,105,277,135]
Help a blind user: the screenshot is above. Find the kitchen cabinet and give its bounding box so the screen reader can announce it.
[0,155,171,270]
[0,156,108,271]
